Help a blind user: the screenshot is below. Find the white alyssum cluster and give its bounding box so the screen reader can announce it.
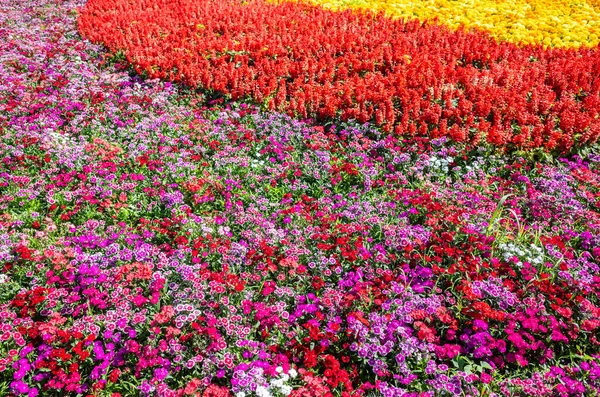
[249,150,266,169]
[497,242,544,266]
[235,367,297,397]
[427,155,454,174]
[268,366,297,396]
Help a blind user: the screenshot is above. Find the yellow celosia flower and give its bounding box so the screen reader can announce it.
[274,0,600,48]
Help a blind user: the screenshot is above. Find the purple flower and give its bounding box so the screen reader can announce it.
[154,368,169,381]
[473,319,489,331]
[11,381,29,395]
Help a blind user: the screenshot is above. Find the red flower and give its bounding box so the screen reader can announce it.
[79,0,600,152]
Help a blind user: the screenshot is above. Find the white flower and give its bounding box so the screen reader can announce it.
[255,385,272,397]
[288,368,297,378]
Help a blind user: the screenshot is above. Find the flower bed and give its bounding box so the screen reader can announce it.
[1,0,600,396]
[78,0,600,152]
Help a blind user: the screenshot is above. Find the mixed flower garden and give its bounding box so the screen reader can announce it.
[1,0,600,396]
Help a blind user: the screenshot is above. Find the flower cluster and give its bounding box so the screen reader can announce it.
[1,0,600,396]
[78,0,600,152]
